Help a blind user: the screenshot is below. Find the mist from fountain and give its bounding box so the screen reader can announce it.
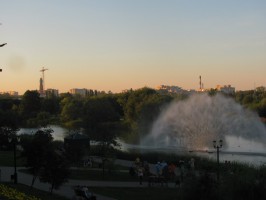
[141,93,266,151]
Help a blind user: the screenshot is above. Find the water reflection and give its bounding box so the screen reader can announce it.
[118,136,266,166]
[17,126,266,166]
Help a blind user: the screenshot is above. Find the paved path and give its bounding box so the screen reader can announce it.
[0,159,175,200]
[1,166,121,200]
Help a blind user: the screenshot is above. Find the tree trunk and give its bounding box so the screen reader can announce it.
[50,182,54,194]
[102,159,105,179]
[31,176,37,188]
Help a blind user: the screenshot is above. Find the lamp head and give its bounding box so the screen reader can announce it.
[213,140,216,148]
[219,139,223,148]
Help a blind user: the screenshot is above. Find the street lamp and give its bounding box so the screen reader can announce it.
[213,139,223,181]
[0,43,6,72]
[8,136,20,184]
[0,23,7,47]
[0,43,7,47]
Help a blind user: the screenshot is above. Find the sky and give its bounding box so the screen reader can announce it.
[0,0,266,95]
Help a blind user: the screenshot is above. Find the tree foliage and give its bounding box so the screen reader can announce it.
[82,96,121,155]
[20,129,54,187]
[39,149,69,194]
[20,128,70,191]
[0,110,19,150]
[20,90,41,119]
[117,87,173,142]
[60,96,83,130]
[235,87,266,117]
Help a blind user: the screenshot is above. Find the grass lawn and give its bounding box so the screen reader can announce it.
[20,168,140,182]
[69,168,139,181]
[0,183,69,200]
[90,187,181,200]
[20,167,176,182]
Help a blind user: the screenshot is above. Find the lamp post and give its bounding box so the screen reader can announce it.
[0,23,7,48]
[0,43,6,72]
[213,139,223,181]
[8,136,20,184]
[0,43,7,47]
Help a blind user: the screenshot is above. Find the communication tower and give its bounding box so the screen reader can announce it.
[199,75,204,91]
[40,67,48,96]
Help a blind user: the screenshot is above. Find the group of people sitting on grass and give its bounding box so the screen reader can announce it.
[129,157,196,186]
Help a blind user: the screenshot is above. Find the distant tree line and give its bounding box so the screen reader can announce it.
[234,87,266,117]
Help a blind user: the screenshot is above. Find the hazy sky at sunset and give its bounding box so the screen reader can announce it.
[1,0,266,94]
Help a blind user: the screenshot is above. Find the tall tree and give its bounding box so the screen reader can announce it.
[0,109,20,150]
[20,129,54,188]
[20,90,41,120]
[39,149,70,194]
[60,96,83,130]
[118,87,173,142]
[82,96,121,175]
[41,96,60,115]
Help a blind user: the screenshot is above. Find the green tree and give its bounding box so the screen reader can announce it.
[0,110,19,150]
[39,149,70,194]
[64,133,90,164]
[26,111,52,128]
[41,96,60,115]
[208,88,218,96]
[60,97,83,130]
[20,90,41,121]
[82,96,120,144]
[82,96,121,175]
[257,98,266,117]
[242,94,254,105]
[20,128,54,188]
[117,87,172,142]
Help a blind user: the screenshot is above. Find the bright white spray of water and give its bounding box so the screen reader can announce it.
[141,93,266,151]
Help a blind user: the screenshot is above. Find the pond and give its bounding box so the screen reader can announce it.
[118,136,266,166]
[17,126,266,166]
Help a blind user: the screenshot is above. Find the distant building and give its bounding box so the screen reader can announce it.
[156,85,185,94]
[46,88,59,97]
[69,88,88,96]
[0,91,19,97]
[216,85,235,95]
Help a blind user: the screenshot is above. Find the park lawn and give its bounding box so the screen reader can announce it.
[0,151,26,166]
[19,168,140,182]
[89,187,181,200]
[20,168,176,182]
[0,183,69,200]
[70,168,138,181]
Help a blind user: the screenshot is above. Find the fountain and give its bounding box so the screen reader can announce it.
[140,93,266,155]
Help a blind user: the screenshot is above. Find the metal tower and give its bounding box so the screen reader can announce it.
[199,75,204,91]
[199,75,202,90]
[40,67,48,95]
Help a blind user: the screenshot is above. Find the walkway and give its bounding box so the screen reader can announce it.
[0,159,176,200]
[0,168,174,200]
[1,166,119,200]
